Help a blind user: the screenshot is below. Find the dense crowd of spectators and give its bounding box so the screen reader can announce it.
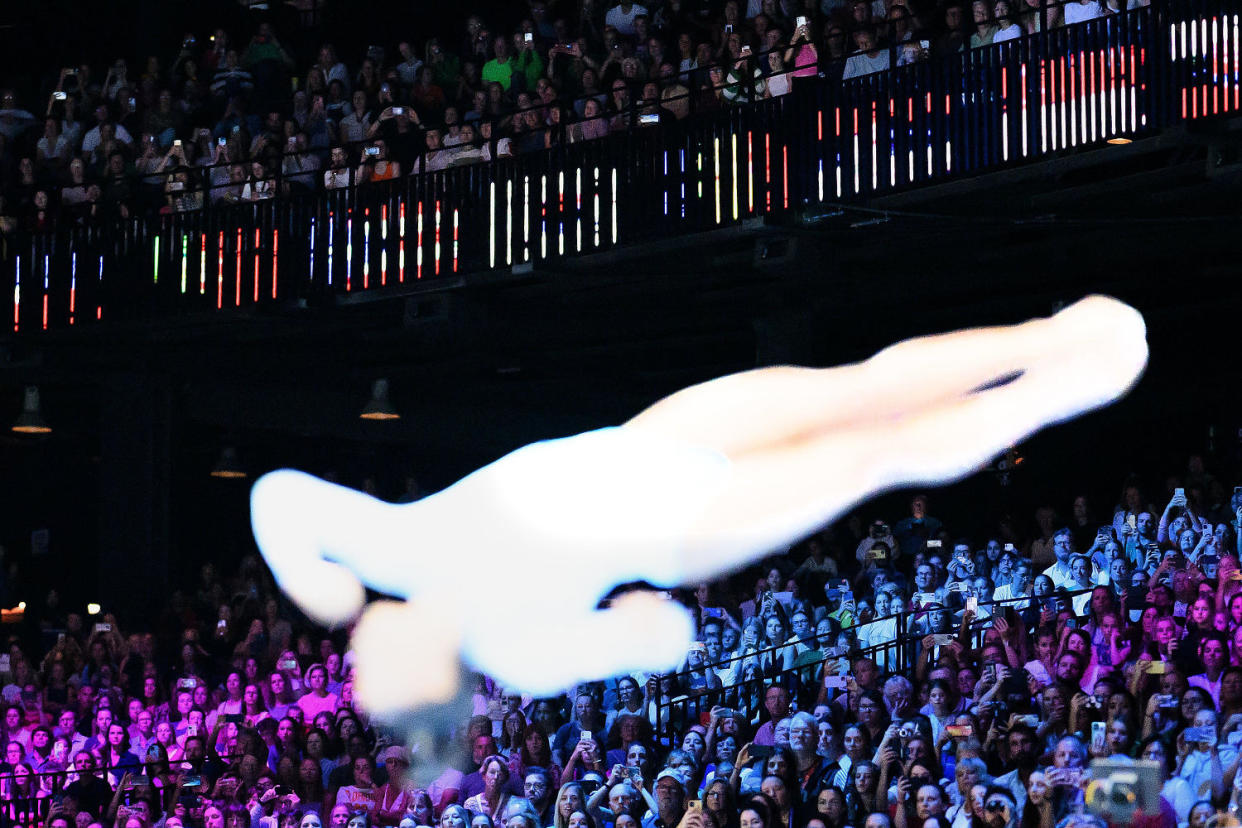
[0,0,1145,233]
[2,453,1242,828]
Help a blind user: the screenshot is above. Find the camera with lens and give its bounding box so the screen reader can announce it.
[1085,759,1162,822]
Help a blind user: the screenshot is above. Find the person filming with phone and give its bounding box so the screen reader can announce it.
[554,693,607,767]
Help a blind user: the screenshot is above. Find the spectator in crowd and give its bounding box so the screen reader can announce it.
[338,92,373,147]
[0,91,37,142]
[723,48,767,104]
[282,133,322,192]
[211,52,256,100]
[990,1,1024,42]
[324,147,352,190]
[482,38,518,93]
[606,1,651,36]
[841,28,889,78]
[241,159,276,201]
[356,140,401,184]
[35,119,73,171]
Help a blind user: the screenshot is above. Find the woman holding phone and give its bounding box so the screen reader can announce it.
[560,734,605,785]
[212,673,245,729]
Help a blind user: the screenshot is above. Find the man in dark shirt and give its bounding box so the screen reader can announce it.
[326,734,371,789]
[371,108,424,172]
[64,752,113,818]
[641,770,685,828]
[181,734,225,786]
[894,494,944,559]
[523,768,557,827]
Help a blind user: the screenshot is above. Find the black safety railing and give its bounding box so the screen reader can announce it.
[5,0,1240,333]
[0,743,272,828]
[649,586,1095,741]
[105,33,827,208]
[0,758,217,828]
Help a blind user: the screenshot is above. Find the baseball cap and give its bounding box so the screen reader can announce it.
[379,746,411,766]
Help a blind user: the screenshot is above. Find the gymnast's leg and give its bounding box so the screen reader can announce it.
[646,295,1148,583]
[625,295,1145,459]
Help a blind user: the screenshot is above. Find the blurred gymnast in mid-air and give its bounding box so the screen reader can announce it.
[250,294,1147,750]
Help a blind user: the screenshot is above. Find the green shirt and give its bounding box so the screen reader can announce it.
[429,54,461,89]
[828,606,856,629]
[482,57,515,90]
[243,40,291,69]
[514,49,545,91]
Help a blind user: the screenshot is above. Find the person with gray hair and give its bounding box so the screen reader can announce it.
[787,711,836,799]
[499,814,538,828]
[1044,736,1090,815]
[585,764,656,827]
[496,794,541,828]
[945,757,991,825]
[863,812,893,828]
[499,797,540,825]
[1052,735,1087,770]
[882,676,915,719]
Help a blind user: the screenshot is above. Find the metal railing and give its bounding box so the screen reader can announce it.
[0,748,275,828]
[649,586,1095,741]
[56,41,821,215]
[0,759,195,828]
[5,0,1240,333]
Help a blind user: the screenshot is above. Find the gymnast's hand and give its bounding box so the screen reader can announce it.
[250,295,1146,714]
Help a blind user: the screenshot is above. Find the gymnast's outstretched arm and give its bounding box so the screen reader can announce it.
[250,470,413,626]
